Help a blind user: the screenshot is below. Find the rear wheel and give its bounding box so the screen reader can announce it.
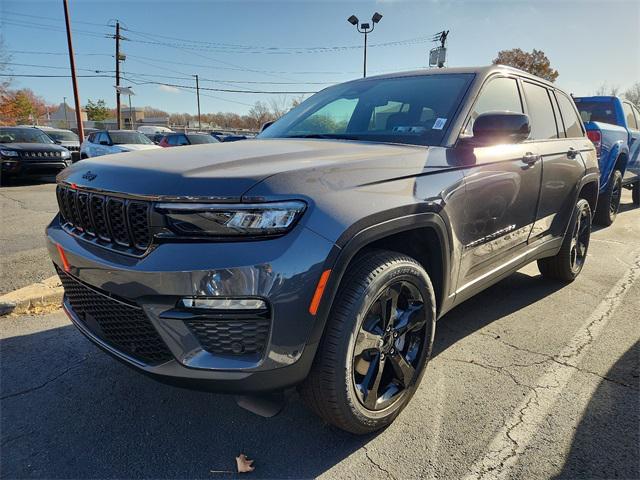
[299,250,436,434]
[594,170,622,226]
[538,198,591,282]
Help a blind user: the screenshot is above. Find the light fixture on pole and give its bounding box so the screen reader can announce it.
[347,12,383,78]
[115,85,135,129]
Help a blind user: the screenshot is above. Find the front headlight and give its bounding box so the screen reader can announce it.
[155,201,306,237]
[0,150,19,157]
[61,150,71,159]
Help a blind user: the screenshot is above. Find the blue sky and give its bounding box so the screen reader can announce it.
[2,0,639,115]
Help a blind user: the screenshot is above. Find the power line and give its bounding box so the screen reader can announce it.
[3,10,109,27]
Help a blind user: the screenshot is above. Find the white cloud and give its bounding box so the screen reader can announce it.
[158,84,180,94]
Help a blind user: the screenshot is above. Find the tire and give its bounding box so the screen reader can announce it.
[299,250,436,434]
[538,198,591,282]
[594,169,622,226]
[633,181,639,206]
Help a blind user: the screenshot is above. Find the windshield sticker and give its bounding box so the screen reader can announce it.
[432,118,447,130]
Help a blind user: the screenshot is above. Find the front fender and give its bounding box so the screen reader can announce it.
[306,211,452,345]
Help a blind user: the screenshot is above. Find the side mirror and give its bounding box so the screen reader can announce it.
[53,139,62,145]
[471,112,531,146]
[99,140,111,146]
[261,121,274,133]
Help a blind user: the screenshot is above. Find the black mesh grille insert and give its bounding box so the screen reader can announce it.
[55,185,152,255]
[185,317,270,356]
[58,269,173,365]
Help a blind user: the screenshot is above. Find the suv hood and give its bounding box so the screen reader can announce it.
[115,144,162,152]
[1,143,68,152]
[58,139,443,199]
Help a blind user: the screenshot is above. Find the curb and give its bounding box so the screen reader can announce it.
[0,276,63,316]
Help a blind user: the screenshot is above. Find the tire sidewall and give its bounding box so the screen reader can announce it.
[568,198,592,278]
[339,260,436,429]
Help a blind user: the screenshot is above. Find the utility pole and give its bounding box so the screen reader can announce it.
[194,74,201,130]
[115,21,122,129]
[63,96,69,128]
[62,0,84,142]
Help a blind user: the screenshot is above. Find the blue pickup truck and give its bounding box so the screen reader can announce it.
[573,96,640,225]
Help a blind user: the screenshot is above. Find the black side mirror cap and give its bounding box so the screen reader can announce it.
[471,112,531,146]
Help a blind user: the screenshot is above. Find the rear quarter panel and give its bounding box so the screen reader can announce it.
[584,121,629,190]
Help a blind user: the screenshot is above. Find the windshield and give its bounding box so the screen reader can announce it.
[259,73,474,146]
[0,128,55,144]
[187,134,219,144]
[574,100,619,126]
[46,130,79,142]
[109,131,153,145]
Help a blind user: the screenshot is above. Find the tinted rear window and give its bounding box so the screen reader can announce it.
[522,82,558,140]
[574,100,618,126]
[187,134,219,144]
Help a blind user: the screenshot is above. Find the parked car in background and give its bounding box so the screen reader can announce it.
[138,125,173,137]
[48,65,599,434]
[158,132,220,147]
[574,96,640,224]
[0,126,72,183]
[38,127,81,162]
[149,133,168,145]
[210,131,249,142]
[80,130,161,158]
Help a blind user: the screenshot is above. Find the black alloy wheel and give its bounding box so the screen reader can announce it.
[352,281,427,411]
[569,201,591,274]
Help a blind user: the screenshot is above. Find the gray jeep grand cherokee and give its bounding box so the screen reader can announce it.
[47,65,599,434]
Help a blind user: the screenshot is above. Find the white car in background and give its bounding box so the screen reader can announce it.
[80,130,161,159]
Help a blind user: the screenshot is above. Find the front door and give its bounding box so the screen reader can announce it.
[456,75,542,293]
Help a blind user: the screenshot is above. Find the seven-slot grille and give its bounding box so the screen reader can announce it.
[58,268,173,365]
[56,184,152,254]
[20,150,64,159]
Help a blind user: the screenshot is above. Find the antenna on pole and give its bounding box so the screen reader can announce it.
[429,30,449,68]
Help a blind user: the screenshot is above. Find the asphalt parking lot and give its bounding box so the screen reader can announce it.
[0,180,638,479]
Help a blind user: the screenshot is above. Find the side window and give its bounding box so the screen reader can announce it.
[96,133,106,144]
[465,77,522,134]
[87,133,95,143]
[622,102,638,130]
[556,92,584,138]
[178,135,190,145]
[522,82,558,140]
[167,135,178,146]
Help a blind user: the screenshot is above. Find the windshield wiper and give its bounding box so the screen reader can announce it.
[284,134,359,140]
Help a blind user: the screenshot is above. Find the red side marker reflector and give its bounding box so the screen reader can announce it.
[309,269,331,316]
[70,183,78,190]
[56,244,71,272]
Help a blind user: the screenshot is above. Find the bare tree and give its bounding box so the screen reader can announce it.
[594,83,620,96]
[624,82,640,107]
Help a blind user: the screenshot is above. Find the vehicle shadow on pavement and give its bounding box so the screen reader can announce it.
[1,175,57,188]
[555,341,640,479]
[432,271,565,358]
[0,324,373,479]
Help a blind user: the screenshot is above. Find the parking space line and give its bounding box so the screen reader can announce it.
[462,250,640,480]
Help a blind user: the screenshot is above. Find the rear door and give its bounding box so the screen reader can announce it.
[526,84,587,242]
[457,75,542,290]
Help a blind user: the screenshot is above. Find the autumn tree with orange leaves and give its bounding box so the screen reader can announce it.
[493,48,559,82]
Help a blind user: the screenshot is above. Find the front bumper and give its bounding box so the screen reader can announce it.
[47,215,335,393]
[2,158,70,176]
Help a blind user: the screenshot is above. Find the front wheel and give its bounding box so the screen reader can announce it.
[594,170,622,226]
[299,250,436,434]
[538,198,592,282]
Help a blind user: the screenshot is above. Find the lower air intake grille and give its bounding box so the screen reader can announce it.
[185,317,270,356]
[58,269,173,365]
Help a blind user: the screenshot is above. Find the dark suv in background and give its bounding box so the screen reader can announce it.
[1,127,72,183]
[47,65,598,434]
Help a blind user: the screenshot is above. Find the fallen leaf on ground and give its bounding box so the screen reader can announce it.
[236,453,255,473]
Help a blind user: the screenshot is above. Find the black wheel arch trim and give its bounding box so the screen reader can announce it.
[307,211,452,346]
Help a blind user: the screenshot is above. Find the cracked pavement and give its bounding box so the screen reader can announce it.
[0,190,638,479]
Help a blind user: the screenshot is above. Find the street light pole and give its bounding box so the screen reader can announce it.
[193,74,201,130]
[348,12,382,78]
[62,0,84,142]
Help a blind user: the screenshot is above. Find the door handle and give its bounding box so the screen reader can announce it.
[522,152,540,165]
[567,147,578,159]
